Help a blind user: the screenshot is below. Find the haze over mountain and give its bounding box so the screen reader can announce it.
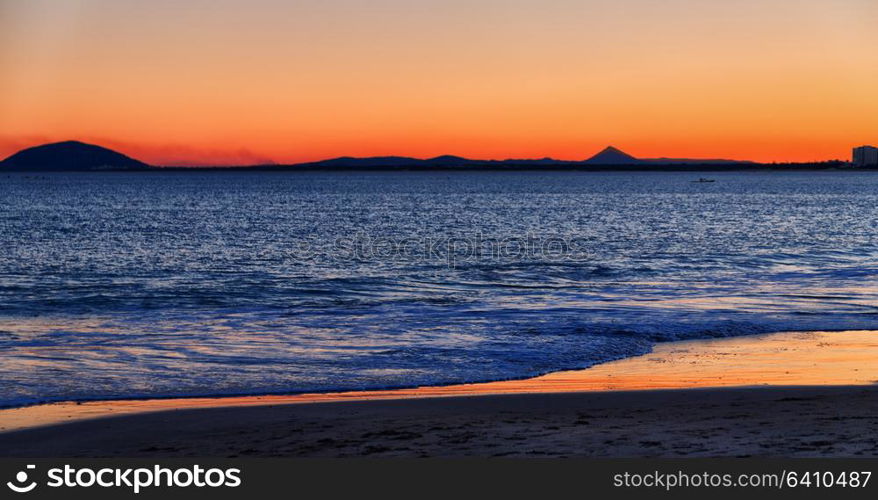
[0,141,150,171]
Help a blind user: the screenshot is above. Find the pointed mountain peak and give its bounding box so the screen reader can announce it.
[598,146,627,155]
[585,146,640,164]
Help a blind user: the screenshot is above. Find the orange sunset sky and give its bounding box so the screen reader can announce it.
[1,0,876,166]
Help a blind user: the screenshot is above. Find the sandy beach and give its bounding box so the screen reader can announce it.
[1,330,877,457]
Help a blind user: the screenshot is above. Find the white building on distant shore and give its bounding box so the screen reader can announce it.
[853,146,878,167]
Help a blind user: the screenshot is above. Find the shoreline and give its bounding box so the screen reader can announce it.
[0,330,876,441]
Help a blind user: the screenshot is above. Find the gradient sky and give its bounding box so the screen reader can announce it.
[1,0,876,165]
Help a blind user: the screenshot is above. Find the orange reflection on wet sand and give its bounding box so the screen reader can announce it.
[0,330,875,433]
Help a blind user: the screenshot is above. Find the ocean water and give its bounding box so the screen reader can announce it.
[1,171,877,407]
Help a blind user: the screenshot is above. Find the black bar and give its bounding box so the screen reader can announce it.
[0,459,875,499]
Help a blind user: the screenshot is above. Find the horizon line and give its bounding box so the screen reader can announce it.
[2,139,860,168]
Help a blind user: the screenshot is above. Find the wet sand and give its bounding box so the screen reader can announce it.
[0,330,876,457]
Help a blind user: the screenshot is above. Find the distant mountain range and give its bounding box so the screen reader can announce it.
[0,140,849,172]
[279,146,750,169]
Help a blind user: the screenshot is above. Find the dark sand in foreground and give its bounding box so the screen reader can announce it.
[1,387,877,457]
[1,330,876,457]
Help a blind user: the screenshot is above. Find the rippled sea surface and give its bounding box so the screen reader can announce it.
[1,171,877,407]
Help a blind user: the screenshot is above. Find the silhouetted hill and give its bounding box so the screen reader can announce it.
[295,156,437,168]
[1,141,150,171]
[424,155,472,166]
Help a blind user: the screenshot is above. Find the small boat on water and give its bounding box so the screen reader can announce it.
[692,178,715,183]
